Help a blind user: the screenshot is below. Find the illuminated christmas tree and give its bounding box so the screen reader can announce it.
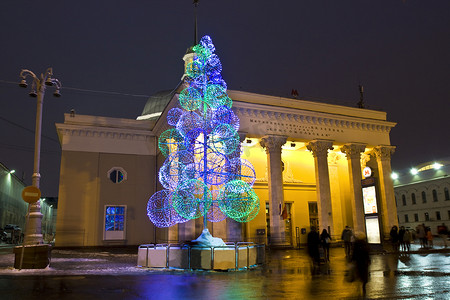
[147,36,259,242]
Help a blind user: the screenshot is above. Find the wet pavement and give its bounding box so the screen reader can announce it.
[0,241,449,299]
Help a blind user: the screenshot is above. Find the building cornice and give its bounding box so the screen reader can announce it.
[56,114,156,155]
[393,175,450,188]
[233,100,395,146]
[233,101,396,133]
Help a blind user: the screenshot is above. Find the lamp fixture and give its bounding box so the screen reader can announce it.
[45,77,54,86]
[19,79,28,88]
[433,163,443,170]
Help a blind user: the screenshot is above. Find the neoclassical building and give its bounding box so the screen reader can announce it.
[55,46,398,247]
[55,93,398,247]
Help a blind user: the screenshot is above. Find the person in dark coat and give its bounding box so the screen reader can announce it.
[390,225,399,252]
[307,226,320,273]
[320,229,331,262]
[341,226,353,259]
[398,226,406,251]
[352,232,371,296]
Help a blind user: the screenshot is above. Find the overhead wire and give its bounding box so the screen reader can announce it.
[0,79,151,99]
[0,79,182,152]
[0,115,59,143]
[0,142,60,155]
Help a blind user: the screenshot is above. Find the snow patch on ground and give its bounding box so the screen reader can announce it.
[0,265,148,276]
[50,258,107,262]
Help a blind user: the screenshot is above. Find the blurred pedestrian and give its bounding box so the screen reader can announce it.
[426,227,433,248]
[390,225,399,252]
[320,229,331,262]
[351,232,371,296]
[341,226,353,259]
[403,229,412,252]
[398,226,406,252]
[437,223,448,248]
[416,224,426,248]
[307,226,320,274]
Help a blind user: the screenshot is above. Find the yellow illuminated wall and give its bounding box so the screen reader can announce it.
[240,140,359,243]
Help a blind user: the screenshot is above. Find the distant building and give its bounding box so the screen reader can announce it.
[0,162,57,243]
[393,159,450,234]
[0,162,27,231]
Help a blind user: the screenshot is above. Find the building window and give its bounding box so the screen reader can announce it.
[445,188,449,201]
[422,191,427,203]
[404,214,409,223]
[104,205,126,240]
[432,189,438,202]
[107,167,127,184]
[402,195,406,206]
[436,211,441,221]
[424,212,429,221]
[411,193,416,204]
[414,213,419,222]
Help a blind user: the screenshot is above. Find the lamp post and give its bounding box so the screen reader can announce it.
[19,67,61,245]
[14,68,61,269]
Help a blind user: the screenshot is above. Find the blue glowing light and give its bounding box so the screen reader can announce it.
[147,36,259,228]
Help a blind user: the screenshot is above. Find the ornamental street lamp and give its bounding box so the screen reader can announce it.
[19,67,61,245]
[14,68,61,269]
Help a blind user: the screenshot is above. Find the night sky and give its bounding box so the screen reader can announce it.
[1,1,449,197]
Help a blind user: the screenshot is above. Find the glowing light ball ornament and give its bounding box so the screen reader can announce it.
[147,35,259,233]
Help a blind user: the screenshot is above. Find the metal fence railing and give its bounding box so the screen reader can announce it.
[137,242,265,271]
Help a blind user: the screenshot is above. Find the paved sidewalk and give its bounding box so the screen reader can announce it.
[0,239,448,275]
[0,241,449,299]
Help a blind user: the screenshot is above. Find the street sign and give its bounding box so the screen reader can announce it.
[22,186,41,203]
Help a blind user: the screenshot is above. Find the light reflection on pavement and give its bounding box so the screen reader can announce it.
[0,244,448,299]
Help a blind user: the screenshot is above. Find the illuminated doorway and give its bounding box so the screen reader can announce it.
[308,202,319,229]
[266,202,293,245]
[284,202,293,245]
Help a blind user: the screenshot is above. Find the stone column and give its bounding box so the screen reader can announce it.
[340,143,366,233]
[373,145,398,240]
[306,140,334,235]
[260,135,287,245]
[327,152,344,239]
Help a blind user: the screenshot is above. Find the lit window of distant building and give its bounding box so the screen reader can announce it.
[433,189,438,202]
